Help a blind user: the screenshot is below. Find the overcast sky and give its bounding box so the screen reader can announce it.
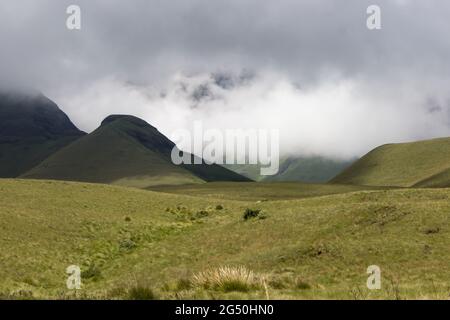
[1,0,450,158]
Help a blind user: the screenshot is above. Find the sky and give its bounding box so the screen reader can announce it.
[1,0,450,159]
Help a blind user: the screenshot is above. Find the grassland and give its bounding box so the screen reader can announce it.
[1,179,449,300]
[149,182,383,201]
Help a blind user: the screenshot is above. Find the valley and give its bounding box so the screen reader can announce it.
[1,90,449,300]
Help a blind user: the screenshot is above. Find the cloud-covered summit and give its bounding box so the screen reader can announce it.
[1,0,450,158]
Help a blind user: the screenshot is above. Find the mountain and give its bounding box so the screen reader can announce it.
[22,115,250,187]
[330,137,450,187]
[264,156,353,183]
[0,90,85,177]
[225,156,353,183]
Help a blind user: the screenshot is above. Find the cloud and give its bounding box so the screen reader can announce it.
[57,72,450,159]
[1,0,450,158]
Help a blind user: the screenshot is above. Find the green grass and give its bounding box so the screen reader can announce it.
[1,178,450,299]
[149,181,383,201]
[331,137,450,187]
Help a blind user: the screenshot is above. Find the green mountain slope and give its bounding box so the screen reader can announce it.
[413,167,450,188]
[22,115,249,187]
[225,156,352,183]
[264,156,353,183]
[331,137,450,187]
[0,90,85,177]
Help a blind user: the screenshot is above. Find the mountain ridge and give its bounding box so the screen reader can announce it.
[22,113,250,187]
[0,90,85,177]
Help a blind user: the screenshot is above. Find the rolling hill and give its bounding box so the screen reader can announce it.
[0,90,85,177]
[331,137,450,187]
[22,115,249,187]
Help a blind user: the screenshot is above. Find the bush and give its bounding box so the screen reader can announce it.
[195,210,209,218]
[192,266,260,292]
[128,284,157,300]
[119,238,137,251]
[176,278,192,291]
[81,264,101,280]
[295,279,311,290]
[215,204,224,210]
[168,205,211,221]
[243,208,261,220]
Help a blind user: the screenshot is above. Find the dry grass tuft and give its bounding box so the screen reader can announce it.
[192,266,261,292]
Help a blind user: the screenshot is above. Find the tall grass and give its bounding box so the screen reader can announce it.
[192,266,261,292]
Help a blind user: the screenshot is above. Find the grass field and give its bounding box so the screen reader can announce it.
[1,179,449,300]
[148,182,383,201]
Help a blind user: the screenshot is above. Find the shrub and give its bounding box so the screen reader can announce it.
[424,227,440,234]
[124,216,131,222]
[195,210,209,218]
[192,266,260,292]
[168,205,212,221]
[81,264,101,280]
[128,284,157,300]
[243,208,261,220]
[215,204,224,210]
[295,279,311,290]
[176,278,192,291]
[119,238,137,251]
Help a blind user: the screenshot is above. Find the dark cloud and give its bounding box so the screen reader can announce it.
[1,0,450,157]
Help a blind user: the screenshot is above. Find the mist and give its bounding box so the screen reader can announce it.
[1,0,450,158]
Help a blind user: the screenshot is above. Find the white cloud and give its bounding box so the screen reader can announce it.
[54,71,450,159]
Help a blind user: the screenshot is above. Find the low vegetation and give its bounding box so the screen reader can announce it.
[192,266,260,292]
[1,179,450,299]
[243,208,263,220]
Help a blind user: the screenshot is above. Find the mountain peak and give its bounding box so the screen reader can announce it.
[101,114,155,129]
[0,90,84,138]
[0,91,85,177]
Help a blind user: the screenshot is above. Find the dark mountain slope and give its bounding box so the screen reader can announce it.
[22,115,249,187]
[0,90,85,177]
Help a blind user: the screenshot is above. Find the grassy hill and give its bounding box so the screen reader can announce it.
[0,90,85,177]
[22,115,249,188]
[331,137,450,187]
[1,179,449,300]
